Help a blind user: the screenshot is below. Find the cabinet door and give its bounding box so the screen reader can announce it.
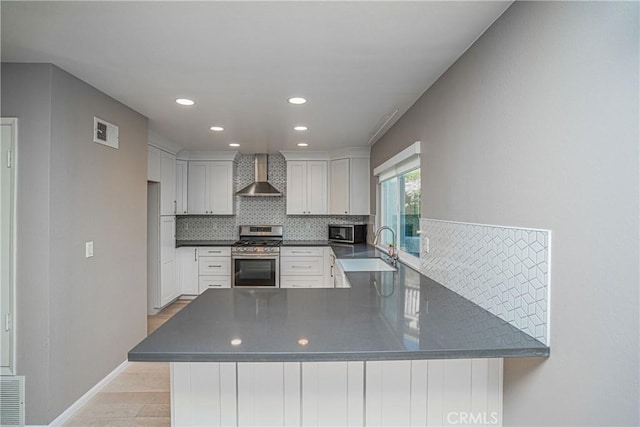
[188,161,208,214]
[177,247,199,295]
[209,161,234,215]
[307,161,327,214]
[329,158,350,215]
[160,151,176,215]
[160,217,177,306]
[286,161,307,214]
[175,160,188,215]
[349,157,370,215]
[147,146,161,182]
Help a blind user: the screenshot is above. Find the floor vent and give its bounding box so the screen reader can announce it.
[0,376,25,426]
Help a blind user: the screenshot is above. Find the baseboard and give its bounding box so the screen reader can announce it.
[47,360,130,427]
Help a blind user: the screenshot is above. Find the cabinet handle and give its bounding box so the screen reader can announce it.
[292,250,311,254]
[292,265,312,269]
[194,249,197,261]
[208,265,223,268]
[174,200,177,214]
[331,265,334,277]
[209,284,222,288]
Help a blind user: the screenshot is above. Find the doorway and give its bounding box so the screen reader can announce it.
[1,118,17,375]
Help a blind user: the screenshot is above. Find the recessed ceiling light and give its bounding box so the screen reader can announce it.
[210,126,224,131]
[231,338,242,346]
[175,98,195,106]
[294,126,308,131]
[288,97,307,105]
[229,143,240,147]
[297,142,308,147]
[298,338,309,346]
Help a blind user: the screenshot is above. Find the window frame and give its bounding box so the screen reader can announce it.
[374,142,421,270]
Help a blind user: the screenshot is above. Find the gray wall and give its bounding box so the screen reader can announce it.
[371,2,639,426]
[1,63,149,425]
[1,63,53,426]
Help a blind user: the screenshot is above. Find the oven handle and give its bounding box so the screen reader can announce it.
[232,254,280,260]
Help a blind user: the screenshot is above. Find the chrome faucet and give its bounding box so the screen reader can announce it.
[373,226,398,266]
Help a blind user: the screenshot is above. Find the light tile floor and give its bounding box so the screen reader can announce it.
[63,300,191,427]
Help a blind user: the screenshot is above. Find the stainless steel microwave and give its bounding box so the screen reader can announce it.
[328,224,367,244]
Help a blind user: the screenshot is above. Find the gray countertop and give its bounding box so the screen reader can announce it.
[129,244,549,362]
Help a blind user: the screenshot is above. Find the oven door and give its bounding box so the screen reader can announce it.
[232,254,280,288]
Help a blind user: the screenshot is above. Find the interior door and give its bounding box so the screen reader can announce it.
[1,118,16,374]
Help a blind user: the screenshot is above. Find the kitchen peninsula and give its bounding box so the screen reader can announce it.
[129,244,549,426]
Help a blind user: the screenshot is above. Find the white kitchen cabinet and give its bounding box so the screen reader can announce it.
[197,247,232,293]
[176,247,199,295]
[160,151,176,215]
[160,216,178,307]
[188,161,235,215]
[280,247,333,288]
[147,145,161,182]
[187,161,208,214]
[286,161,327,215]
[175,160,188,215]
[329,157,370,215]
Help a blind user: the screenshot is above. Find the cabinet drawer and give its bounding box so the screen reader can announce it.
[280,275,328,288]
[199,257,231,275]
[280,247,325,257]
[199,276,231,293]
[198,247,231,257]
[280,257,324,276]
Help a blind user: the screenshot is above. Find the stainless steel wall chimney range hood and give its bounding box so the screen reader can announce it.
[236,154,282,197]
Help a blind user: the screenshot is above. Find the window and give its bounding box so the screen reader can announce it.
[379,168,421,258]
[374,141,421,263]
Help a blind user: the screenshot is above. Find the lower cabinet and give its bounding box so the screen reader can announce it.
[172,359,504,427]
[175,247,232,295]
[280,246,333,288]
[197,247,231,293]
[176,247,198,296]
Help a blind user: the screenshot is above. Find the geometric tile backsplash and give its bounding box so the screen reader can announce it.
[419,218,550,345]
[176,153,368,241]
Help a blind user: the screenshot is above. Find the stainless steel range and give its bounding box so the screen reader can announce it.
[232,225,283,288]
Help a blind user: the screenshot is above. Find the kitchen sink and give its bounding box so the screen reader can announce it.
[338,258,397,272]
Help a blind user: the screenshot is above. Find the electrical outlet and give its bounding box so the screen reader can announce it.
[85,241,94,258]
[424,237,430,253]
[184,223,189,231]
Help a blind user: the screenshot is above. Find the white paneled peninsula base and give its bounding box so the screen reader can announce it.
[171,359,502,427]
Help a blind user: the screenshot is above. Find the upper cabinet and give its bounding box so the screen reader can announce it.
[187,161,235,215]
[148,145,177,215]
[160,151,176,215]
[329,155,370,215]
[175,160,188,215]
[148,146,162,182]
[286,160,328,215]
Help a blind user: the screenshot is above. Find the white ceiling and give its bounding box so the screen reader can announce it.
[1,1,511,154]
